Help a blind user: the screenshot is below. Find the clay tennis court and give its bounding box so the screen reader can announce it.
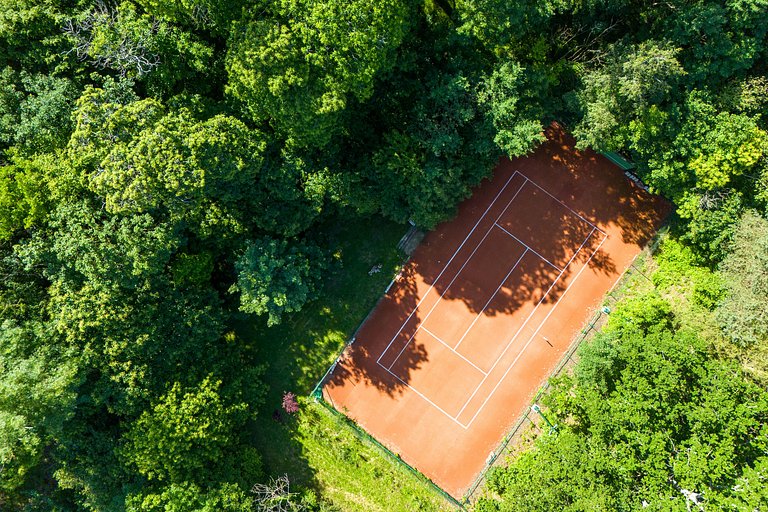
[321,124,669,499]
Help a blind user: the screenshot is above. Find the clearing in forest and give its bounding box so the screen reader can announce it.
[319,124,669,499]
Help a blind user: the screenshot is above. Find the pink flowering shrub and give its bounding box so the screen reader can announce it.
[282,391,299,414]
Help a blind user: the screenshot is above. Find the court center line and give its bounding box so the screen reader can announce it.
[419,327,488,375]
[452,248,528,352]
[454,226,597,420]
[376,171,523,365]
[518,172,607,236]
[376,362,469,429]
[463,232,608,428]
[492,223,561,272]
[385,176,529,370]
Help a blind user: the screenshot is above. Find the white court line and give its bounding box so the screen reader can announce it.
[454,226,598,421]
[420,327,488,376]
[377,362,469,429]
[462,231,608,428]
[452,248,529,351]
[376,171,525,365]
[520,173,607,236]
[385,177,529,370]
[493,223,561,272]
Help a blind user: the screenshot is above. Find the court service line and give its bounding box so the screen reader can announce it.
[453,226,598,420]
[420,327,488,376]
[376,171,524,365]
[385,176,529,370]
[452,248,529,351]
[463,231,609,428]
[519,172,607,236]
[377,363,469,429]
[492,223,561,272]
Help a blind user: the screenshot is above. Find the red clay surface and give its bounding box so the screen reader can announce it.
[322,124,670,499]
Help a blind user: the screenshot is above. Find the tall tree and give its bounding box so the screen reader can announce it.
[120,376,259,485]
[232,236,327,326]
[0,321,78,498]
[64,1,213,96]
[573,41,686,152]
[226,0,415,148]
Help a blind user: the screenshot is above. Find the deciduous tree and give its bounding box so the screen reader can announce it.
[232,237,326,326]
[226,0,414,148]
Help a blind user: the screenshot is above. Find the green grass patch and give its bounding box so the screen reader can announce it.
[294,401,454,511]
[232,213,453,510]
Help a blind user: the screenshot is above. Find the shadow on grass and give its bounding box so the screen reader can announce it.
[230,213,411,489]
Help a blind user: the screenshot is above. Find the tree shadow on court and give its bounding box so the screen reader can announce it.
[324,262,432,397]
[513,123,671,248]
[381,122,667,324]
[418,122,666,317]
[420,195,618,317]
[322,123,667,395]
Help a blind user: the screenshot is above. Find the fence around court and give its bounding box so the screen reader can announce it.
[309,336,466,510]
[309,226,466,510]
[312,396,466,510]
[309,223,663,510]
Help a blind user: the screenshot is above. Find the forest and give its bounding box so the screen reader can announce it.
[0,0,766,510]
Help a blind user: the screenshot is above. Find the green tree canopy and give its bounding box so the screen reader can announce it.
[126,482,254,512]
[0,320,78,495]
[573,41,686,152]
[120,376,256,484]
[479,299,768,511]
[64,1,213,95]
[0,152,55,240]
[232,236,327,326]
[226,0,415,148]
[478,61,545,157]
[360,64,498,228]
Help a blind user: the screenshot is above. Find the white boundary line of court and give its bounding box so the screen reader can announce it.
[380,172,529,369]
[377,364,470,428]
[461,231,608,428]
[524,177,608,236]
[384,170,596,370]
[420,326,488,376]
[376,171,525,366]
[376,228,602,430]
[453,226,598,422]
[374,170,607,429]
[451,247,529,352]
[493,224,561,271]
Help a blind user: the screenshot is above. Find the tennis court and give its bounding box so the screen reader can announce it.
[321,124,668,498]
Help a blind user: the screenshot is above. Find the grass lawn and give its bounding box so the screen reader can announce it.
[232,213,455,511]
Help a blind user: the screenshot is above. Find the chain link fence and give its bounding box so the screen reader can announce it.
[309,225,662,510]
